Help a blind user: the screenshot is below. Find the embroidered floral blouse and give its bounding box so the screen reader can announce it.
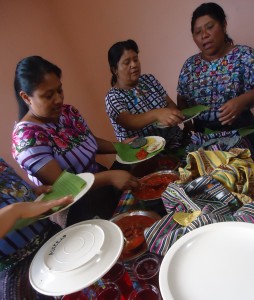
[12,104,99,185]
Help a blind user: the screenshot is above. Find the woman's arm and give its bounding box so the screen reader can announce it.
[94,137,117,154]
[0,196,73,238]
[93,170,139,190]
[116,106,184,130]
[165,95,178,108]
[35,159,63,185]
[34,150,139,191]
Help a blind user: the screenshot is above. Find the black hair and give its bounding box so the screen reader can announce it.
[191,2,233,44]
[14,56,62,120]
[108,39,139,86]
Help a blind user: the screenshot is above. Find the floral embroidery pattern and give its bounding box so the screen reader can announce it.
[13,105,91,156]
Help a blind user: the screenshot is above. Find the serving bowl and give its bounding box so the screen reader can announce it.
[131,153,180,178]
[110,210,161,262]
[132,170,179,217]
[132,170,179,202]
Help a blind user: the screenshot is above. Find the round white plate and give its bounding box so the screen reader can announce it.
[159,222,254,300]
[37,173,95,219]
[29,219,124,296]
[116,136,165,165]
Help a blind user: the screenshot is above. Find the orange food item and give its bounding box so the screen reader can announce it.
[136,149,148,160]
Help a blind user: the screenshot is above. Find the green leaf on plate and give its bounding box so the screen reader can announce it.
[42,171,86,211]
[237,127,254,137]
[113,141,163,162]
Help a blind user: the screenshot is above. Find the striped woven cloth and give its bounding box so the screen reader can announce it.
[144,175,254,256]
[178,148,254,196]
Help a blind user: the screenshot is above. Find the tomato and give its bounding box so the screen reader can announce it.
[136,149,148,160]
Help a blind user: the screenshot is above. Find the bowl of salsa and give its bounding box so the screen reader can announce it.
[131,154,180,178]
[110,210,161,262]
[132,170,179,202]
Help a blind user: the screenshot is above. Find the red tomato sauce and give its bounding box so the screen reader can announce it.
[115,215,156,260]
[133,173,179,200]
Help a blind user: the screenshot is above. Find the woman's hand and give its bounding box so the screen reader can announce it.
[156,107,184,126]
[218,97,244,125]
[219,93,254,125]
[94,170,139,190]
[33,185,52,196]
[108,170,139,190]
[19,195,74,219]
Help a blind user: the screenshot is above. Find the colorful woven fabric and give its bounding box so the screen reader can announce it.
[114,190,138,215]
[144,175,254,256]
[12,104,99,186]
[177,45,254,127]
[178,148,254,196]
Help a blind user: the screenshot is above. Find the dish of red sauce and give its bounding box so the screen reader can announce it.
[133,172,179,201]
[113,214,159,261]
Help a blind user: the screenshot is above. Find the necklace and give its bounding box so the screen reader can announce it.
[127,82,149,105]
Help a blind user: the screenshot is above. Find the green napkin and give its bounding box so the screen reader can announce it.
[113,142,164,162]
[11,171,87,232]
[182,105,209,119]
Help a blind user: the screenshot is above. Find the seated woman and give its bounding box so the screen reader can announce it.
[177,2,254,133]
[12,56,138,226]
[105,39,184,149]
[0,157,73,299]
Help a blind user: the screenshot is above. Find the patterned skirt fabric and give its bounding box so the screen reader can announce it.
[0,253,54,300]
[0,224,60,300]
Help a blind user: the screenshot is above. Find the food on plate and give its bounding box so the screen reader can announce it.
[143,137,156,148]
[136,148,149,160]
[133,172,179,200]
[114,215,156,260]
[146,140,164,153]
[130,137,147,149]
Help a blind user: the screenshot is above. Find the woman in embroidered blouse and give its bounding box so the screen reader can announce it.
[0,157,73,299]
[105,39,185,149]
[12,56,138,225]
[177,2,254,133]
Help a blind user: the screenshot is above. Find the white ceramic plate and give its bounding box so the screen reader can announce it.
[37,173,95,219]
[116,136,166,165]
[159,222,254,300]
[29,219,124,296]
